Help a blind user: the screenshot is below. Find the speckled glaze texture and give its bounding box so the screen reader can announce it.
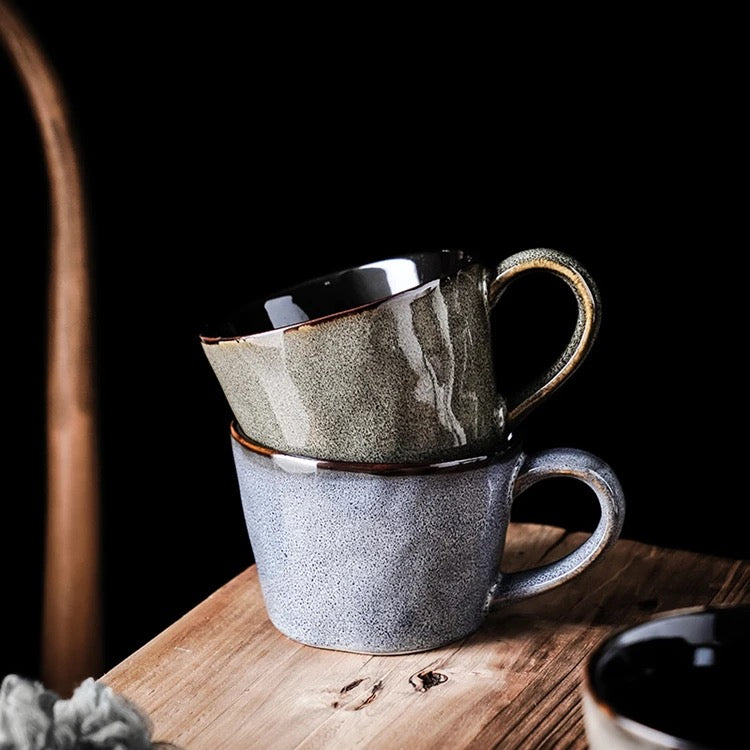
[491,248,602,425]
[205,264,501,463]
[203,249,601,463]
[230,425,625,654]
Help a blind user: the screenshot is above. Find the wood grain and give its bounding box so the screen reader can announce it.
[101,523,749,749]
[0,0,101,695]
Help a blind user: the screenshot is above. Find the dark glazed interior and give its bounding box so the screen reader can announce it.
[588,606,750,748]
[200,250,475,340]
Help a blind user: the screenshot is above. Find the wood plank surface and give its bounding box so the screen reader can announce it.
[101,524,750,749]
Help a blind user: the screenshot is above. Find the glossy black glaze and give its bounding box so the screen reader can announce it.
[588,606,750,748]
[199,250,475,340]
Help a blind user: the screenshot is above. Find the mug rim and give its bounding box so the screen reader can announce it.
[583,603,750,750]
[229,419,520,475]
[200,249,478,343]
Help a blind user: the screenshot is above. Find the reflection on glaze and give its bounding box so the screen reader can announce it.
[213,330,312,449]
[271,452,318,474]
[364,257,422,295]
[263,295,310,329]
[201,264,501,462]
[430,280,468,444]
[392,289,466,447]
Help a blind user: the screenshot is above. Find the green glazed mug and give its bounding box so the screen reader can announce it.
[200,248,601,463]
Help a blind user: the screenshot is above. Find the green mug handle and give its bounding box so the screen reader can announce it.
[488,248,602,428]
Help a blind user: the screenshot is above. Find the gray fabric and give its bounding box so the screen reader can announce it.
[0,675,175,749]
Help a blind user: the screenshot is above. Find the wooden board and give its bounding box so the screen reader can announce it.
[101,524,750,749]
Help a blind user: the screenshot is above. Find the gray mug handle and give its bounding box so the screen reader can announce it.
[488,248,601,428]
[486,447,625,609]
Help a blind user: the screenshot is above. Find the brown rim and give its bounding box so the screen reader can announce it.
[229,420,519,475]
[199,250,477,344]
[200,281,440,344]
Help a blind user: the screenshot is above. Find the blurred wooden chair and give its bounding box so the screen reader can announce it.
[0,0,102,696]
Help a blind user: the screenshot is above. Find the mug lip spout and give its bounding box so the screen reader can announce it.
[582,603,750,750]
[200,249,478,344]
[229,419,520,475]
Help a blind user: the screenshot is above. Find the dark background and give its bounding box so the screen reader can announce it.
[3,3,744,686]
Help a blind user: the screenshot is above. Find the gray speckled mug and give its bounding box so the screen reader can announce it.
[230,421,625,654]
[201,248,601,463]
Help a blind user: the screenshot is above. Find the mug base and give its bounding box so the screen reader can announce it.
[268,620,476,656]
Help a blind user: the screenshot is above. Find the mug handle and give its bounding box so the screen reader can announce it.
[488,248,601,428]
[486,447,625,609]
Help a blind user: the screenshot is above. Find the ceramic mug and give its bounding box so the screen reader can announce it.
[230,421,625,654]
[582,605,750,749]
[201,248,601,463]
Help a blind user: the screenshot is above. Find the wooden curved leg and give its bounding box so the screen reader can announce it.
[0,0,102,696]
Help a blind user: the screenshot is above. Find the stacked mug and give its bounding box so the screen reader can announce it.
[199,249,625,654]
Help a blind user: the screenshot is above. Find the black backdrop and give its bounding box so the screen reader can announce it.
[3,3,745,684]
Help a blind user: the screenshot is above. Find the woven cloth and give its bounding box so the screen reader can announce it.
[0,674,177,749]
